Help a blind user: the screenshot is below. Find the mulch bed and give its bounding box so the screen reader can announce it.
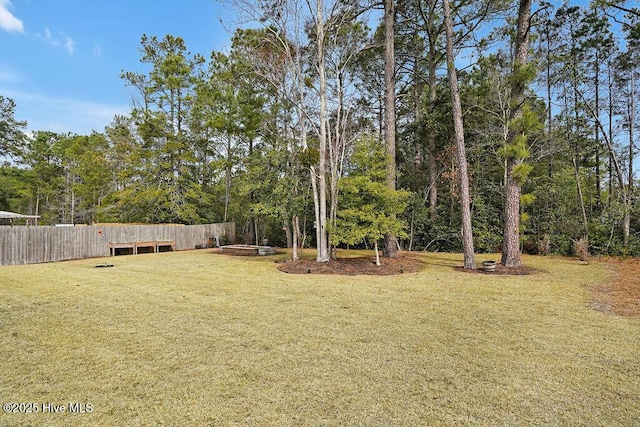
[590,257,640,318]
[276,255,540,276]
[276,255,426,276]
[220,247,639,318]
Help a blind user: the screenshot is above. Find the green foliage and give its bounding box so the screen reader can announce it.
[512,163,533,185]
[526,166,580,254]
[299,148,319,168]
[0,96,27,158]
[498,137,529,159]
[1,4,639,258]
[515,104,544,134]
[511,61,537,87]
[332,176,410,246]
[471,195,503,253]
[116,34,207,224]
[0,164,31,213]
[332,136,410,248]
[520,193,536,207]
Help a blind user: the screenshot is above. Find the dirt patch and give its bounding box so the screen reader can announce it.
[591,257,640,318]
[276,254,426,276]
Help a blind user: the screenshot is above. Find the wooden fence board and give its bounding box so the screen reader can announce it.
[0,223,235,266]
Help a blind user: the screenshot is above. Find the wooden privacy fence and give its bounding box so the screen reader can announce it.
[0,223,235,266]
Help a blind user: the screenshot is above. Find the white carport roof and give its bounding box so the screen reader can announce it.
[0,210,40,219]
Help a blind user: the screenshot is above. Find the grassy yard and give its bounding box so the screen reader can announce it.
[0,250,638,426]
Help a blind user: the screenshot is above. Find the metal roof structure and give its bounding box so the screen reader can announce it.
[0,210,40,219]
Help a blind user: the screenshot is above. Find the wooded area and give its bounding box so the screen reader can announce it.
[0,0,638,264]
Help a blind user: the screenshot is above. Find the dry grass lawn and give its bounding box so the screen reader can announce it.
[0,250,638,426]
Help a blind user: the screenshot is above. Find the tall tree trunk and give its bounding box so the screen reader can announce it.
[35,193,40,226]
[292,215,299,261]
[254,216,259,246]
[285,218,293,248]
[244,218,255,246]
[502,157,523,267]
[428,44,439,221]
[443,0,475,269]
[328,71,347,260]
[293,40,321,262]
[608,59,614,207]
[594,50,602,207]
[224,167,231,223]
[569,26,589,242]
[316,0,330,262]
[501,0,532,268]
[545,17,554,178]
[572,144,590,237]
[224,135,232,223]
[295,53,322,262]
[71,189,75,224]
[383,0,398,258]
[624,72,635,245]
[425,0,439,220]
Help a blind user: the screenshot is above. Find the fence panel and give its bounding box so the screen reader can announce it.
[0,223,235,266]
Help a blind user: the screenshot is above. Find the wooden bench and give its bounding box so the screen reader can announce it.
[109,240,176,256]
[108,242,135,256]
[156,240,175,252]
[135,241,157,254]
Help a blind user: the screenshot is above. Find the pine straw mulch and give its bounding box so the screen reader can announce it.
[276,254,426,276]
[590,257,640,318]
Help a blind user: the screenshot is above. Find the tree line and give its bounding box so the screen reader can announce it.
[1,0,638,264]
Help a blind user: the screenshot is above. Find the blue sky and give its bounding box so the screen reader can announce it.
[0,0,233,135]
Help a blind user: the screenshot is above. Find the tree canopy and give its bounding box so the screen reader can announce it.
[1,0,639,262]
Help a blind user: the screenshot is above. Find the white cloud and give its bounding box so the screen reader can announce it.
[64,36,75,55]
[0,2,76,56]
[0,0,23,33]
[37,26,75,55]
[93,43,102,58]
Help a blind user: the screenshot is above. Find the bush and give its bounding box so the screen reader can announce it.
[572,237,591,263]
[551,234,573,255]
[537,235,551,255]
